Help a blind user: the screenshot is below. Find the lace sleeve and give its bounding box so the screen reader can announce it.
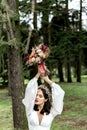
[50,82,65,117]
[22,77,38,117]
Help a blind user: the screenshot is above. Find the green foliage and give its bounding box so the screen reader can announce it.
[0,0,9,11]
[0,0,19,24]
[19,0,31,14]
[0,36,9,45]
[74,31,87,49]
[81,66,87,75]
[0,77,87,130]
[0,0,87,84]
[9,11,19,21]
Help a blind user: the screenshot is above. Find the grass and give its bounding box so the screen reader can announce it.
[0,89,13,130]
[52,82,87,130]
[0,77,87,130]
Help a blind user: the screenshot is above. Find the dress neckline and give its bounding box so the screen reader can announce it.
[36,111,45,125]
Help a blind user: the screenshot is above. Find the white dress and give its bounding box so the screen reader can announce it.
[22,77,65,130]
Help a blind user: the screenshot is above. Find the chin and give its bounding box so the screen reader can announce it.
[35,102,39,105]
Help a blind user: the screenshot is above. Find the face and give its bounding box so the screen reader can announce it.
[35,89,47,106]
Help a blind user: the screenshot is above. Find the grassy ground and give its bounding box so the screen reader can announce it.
[0,77,87,130]
[0,89,13,130]
[51,81,87,130]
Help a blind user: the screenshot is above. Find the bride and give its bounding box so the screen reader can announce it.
[22,68,65,130]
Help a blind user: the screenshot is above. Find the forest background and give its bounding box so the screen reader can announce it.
[0,0,87,129]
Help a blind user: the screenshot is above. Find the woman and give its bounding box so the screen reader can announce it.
[22,70,65,130]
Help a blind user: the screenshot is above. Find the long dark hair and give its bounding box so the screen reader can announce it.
[34,87,52,115]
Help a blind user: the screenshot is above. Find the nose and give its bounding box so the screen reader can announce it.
[36,95,39,99]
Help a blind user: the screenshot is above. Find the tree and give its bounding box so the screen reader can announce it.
[76,0,82,82]
[1,0,26,129]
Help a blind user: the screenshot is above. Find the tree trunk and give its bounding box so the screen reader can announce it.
[76,0,82,82]
[8,46,25,129]
[57,60,64,82]
[79,0,82,31]
[33,0,37,29]
[66,51,72,82]
[33,0,38,44]
[8,52,12,96]
[76,50,81,82]
[7,0,27,129]
[42,0,49,44]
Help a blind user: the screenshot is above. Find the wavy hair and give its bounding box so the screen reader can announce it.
[34,86,52,115]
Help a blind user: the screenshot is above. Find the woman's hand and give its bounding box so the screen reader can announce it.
[37,64,53,85]
[35,64,45,79]
[40,74,53,85]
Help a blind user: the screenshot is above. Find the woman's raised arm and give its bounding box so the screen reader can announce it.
[41,75,65,117]
[22,72,40,118]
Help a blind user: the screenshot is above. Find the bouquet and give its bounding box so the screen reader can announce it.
[24,43,50,74]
